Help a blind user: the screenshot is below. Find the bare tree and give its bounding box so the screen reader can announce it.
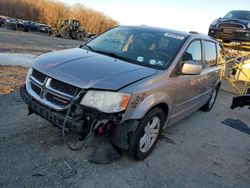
[0,0,118,33]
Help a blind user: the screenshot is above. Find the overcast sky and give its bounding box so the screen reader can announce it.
[60,0,249,34]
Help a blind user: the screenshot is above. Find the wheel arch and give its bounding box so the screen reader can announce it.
[145,103,169,122]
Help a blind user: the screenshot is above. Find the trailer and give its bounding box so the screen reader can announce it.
[218,40,250,109]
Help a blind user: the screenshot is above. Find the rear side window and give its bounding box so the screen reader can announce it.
[204,41,217,67]
[181,40,202,64]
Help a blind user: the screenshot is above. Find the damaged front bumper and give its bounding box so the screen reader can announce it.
[20,84,139,150]
[20,84,84,132]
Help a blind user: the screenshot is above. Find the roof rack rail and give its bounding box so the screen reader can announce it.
[189,31,199,34]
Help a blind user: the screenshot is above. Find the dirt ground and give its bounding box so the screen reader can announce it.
[0,28,250,188]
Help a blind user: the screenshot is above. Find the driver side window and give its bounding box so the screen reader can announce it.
[181,40,202,64]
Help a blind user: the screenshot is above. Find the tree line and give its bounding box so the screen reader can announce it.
[0,0,118,34]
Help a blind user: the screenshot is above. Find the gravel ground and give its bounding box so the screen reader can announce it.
[0,90,249,188]
[0,28,84,55]
[0,28,249,188]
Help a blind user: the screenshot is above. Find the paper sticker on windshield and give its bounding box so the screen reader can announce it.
[164,33,185,40]
[137,56,144,62]
[149,59,156,65]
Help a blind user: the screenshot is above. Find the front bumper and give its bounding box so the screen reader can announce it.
[208,27,250,42]
[20,84,139,150]
[20,84,83,132]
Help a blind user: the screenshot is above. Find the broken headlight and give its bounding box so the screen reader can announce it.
[80,90,131,113]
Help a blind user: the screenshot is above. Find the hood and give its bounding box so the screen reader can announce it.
[218,18,249,25]
[33,48,157,90]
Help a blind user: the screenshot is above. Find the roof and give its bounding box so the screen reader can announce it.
[119,25,190,37]
[118,25,216,42]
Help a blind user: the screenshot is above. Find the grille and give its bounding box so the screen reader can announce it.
[31,82,41,95]
[27,69,82,110]
[218,23,244,29]
[50,79,78,96]
[32,69,47,83]
[46,92,70,106]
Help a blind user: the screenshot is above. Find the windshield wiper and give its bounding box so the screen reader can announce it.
[83,44,97,52]
[95,50,120,58]
[95,50,138,64]
[82,45,118,58]
[82,45,137,63]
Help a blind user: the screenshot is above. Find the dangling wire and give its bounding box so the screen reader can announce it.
[62,89,96,151]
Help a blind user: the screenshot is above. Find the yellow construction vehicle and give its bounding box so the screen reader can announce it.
[55,19,86,40]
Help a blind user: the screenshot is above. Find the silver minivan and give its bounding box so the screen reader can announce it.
[20,26,222,161]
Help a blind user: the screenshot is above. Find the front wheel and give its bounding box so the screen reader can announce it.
[129,107,165,161]
[77,32,85,40]
[60,30,70,39]
[200,86,219,112]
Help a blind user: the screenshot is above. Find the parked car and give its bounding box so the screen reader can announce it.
[37,24,53,35]
[208,10,250,42]
[20,26,222,161]
[23,21,39,32]
[0,16,6,26]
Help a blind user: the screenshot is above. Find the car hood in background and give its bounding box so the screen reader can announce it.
[217,18,250,27]
[33,48,157,90]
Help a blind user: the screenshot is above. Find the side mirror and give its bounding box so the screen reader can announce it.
[181,61,202,75]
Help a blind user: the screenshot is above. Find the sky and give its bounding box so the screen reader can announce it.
[60,0,250,34]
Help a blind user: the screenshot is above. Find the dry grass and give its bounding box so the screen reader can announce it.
[0,66,28,94]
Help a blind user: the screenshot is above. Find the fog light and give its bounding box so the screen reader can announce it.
[246,33,250,37]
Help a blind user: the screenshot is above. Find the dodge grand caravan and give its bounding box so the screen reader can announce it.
[20,26,222,161]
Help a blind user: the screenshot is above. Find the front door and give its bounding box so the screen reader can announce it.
[169,40,203,125]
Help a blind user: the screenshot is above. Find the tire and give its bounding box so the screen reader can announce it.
[129,107,165,161]
[200,86,219,112]
[60,30,70,38]
[77,32,84,40]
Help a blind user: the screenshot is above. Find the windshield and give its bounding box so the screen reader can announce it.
[223,10,250,20]
[82,26,187,69]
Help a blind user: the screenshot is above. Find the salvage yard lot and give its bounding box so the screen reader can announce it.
[0,27,83,55]
[0,28,250,188]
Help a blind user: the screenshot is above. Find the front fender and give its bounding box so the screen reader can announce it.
[126,91,172,120]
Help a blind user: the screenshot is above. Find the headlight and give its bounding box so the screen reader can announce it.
[80,90,131,113]
[26,68,33,84]
[211,19,218,26]
[247,22,250,29]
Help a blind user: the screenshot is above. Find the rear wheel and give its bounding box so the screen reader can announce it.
[200,86,219,112]
[129,107,165,161]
